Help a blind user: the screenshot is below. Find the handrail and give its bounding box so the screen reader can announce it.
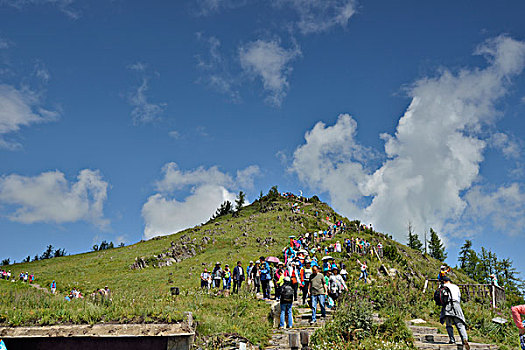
[423,278,506,308]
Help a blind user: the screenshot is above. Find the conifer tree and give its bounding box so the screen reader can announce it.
[235,191,246,212]
[428,228,447,261]
[407,222,423,252]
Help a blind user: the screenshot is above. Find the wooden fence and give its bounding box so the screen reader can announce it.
[423,279,506,308]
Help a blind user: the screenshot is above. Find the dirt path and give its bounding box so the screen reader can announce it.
[29,282,50,293]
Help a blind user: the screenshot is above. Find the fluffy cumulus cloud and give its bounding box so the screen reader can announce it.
[290,35,525,242]
[0,84,59,150]
[1,0,80,19]
[127,63,167,124]
[142,163,260,239]
[0,169,109,227]
[275,0,357,34]
[239,39,301,106]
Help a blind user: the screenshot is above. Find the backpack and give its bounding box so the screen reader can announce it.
[434,285,451,306]
[281,285,294,303]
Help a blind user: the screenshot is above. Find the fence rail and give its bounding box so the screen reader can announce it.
[423,279,506,308]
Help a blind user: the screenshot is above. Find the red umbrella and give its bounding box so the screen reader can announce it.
[266,256,280,263]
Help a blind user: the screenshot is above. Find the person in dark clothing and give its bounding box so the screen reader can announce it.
[232,261,245,294]
[259,256,272,300]
[279,277,294,329]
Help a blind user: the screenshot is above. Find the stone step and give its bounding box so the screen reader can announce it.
[414,341,498,350]
[410,325,439,335]
[416,334,451,343]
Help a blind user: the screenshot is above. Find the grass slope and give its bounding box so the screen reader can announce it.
[0,195,517,349]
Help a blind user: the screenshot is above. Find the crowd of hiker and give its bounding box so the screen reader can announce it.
[198,217,380,328]
[0,269,12,281]
[0,269,35,283]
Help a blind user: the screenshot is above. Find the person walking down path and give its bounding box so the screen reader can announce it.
[357,259,368,283]
[279,277,294,329]
[309,265,327,325]
[440,277,470,350]
[511,305,525,349]
[50,280,56,294]
[232,261,245,294]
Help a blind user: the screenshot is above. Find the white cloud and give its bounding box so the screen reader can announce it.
[155,162,233,192]
[0,36,9,49]
[2,0,80,19]
[239,39,301,106]
[275,0,357,34]
[490,132,520,159]
[168,130,180,139]
[33,61,50,83]
[290,35,525,242]
[236,165,261,189]
[127,64,166,124]
[0,84,59,150]
[142,163,259,239]
[291,114,371,215]
[464,184,525,236]
[195,34,241,102]
[195,0,247,16]
[0,169,109,228]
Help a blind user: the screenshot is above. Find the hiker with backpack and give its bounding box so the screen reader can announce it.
[279,277,294,329]
[437,277,470,350]
[511,304,525,349]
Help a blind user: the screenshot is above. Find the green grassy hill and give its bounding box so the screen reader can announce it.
[0,193,519,349]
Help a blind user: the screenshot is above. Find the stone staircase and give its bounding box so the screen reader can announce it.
[409,322,499,350]
[265,302,333,350]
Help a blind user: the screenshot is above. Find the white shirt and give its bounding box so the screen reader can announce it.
[445,283,461,302]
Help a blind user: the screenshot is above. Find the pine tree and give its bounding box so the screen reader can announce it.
[235,191,246,212]
[458,240,472,270]
[40,245,54,260]
[428,228,447,261]
[407,222,423,252]
[212,200,234,219]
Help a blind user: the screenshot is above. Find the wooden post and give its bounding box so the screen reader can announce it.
[289,333,300,350]
[422,279,429,294]
[300,330,309,347]
[491,284,496,309]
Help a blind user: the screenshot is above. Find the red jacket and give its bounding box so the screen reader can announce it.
[512,305,525,329]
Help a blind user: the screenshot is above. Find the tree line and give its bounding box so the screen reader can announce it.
[406,224,523,299]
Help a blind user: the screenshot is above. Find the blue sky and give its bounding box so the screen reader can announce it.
[0,0,524,275]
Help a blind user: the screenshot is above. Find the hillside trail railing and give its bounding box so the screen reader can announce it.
[423,279,506,308]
